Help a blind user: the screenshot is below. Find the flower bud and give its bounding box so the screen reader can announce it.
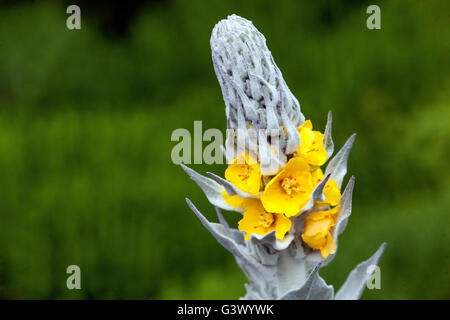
[211,14,304,174]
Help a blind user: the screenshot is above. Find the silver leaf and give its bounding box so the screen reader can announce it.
[323,111,334,159]
[281,264,334,300]
[325,133,356,188]
[335,243,386,300]
[180,164,241,212]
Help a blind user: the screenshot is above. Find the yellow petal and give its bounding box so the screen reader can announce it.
[307,207,340,222]
[274,213,292,240]
[320,232,337,258]
[238,199,273,240]
[261,157,313,216]
[301,207,338,254]
[306,210,331,221]
[329,206,340,221]
[303,218,332,241]
[301,120,313,130]
[222,189,246,208]
[238,200,265,241]
[311,168,325,186]
[225,153,261,196]
[238,199,292,241]
[318,180,341,207]
[297,121,327,167]
[298,126,315,151]
[311,170,341,207]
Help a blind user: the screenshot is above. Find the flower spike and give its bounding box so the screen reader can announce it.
[180,14,385,300]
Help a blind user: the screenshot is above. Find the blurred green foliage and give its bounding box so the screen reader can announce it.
[0,0,449,299]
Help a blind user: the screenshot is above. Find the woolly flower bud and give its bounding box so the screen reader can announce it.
[211,15,304,174]
[181,14,385,300]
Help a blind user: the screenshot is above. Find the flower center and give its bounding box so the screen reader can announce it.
[237,165,251,181]
[257,210,275,229]
[281,176,301,195]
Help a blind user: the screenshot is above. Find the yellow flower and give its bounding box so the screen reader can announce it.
[297,120,327,167]
[311,168,341,207]
[261,157,313,217]
[225,153,261,196]
[301,207,339,258]
[238,198,292,241]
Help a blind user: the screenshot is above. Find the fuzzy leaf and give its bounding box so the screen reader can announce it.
[325,134,356,188]
[180,164,240,212]
[186,198,269,287]
[335,243,386,300]
[323,111,334,159]
[186,199,254,266]
[334,176,355,237]
[281,264,334,300]
[215,207,245,246]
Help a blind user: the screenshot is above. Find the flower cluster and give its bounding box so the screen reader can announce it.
[181,14,385,300]
[223,120,341,258]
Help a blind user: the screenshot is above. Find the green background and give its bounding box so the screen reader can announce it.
[0,0,448,299]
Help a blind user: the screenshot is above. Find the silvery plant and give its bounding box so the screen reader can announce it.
[181,14,385,300]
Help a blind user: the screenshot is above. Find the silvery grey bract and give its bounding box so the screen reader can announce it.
[181,14,385,300]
